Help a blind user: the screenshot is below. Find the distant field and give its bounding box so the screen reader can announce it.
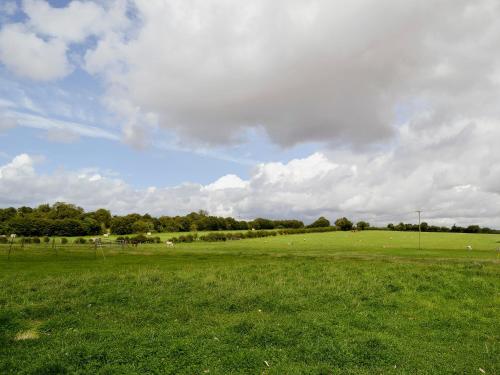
[1,231,499,374]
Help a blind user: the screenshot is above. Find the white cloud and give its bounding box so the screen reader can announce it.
[204,174,248,191]
[1,119,499,227]
[0,24,71,80]
[10,111,119,141]
[22,0,130,43]
[0,1,130,81]
[44,127,80,144]
[80,0,500,148]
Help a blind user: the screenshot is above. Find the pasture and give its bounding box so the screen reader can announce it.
[1,231,499,374]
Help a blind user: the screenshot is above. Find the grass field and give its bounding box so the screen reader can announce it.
[1,231,499,374]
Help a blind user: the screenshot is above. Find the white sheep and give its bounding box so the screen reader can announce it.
[165,241,174,247]
[466,245,472,251]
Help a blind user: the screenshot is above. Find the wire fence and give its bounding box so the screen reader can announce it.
[0,239,150,260]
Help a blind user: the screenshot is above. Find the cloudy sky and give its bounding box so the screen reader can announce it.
[1,0,499,227]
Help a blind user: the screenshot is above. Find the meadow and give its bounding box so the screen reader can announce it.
[1,231,499,374]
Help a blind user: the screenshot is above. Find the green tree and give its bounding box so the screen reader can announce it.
[49,202,84,219]
[334,217,353,231]
[93,209,112,228]
[251,218,275,230]
[356,221,370,230]
[308,217,330,228]
[110,216,135,235]
[131,220,153,234]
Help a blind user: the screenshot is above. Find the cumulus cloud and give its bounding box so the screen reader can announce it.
[79,0,500,147]
[0,24,71,81]
[0,0,130,81]
[3,1,500,148]
[1,120,499,227]
[22,0,130,43]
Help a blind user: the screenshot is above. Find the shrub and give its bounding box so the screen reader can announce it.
[0,236,8,244]
[32,237,41,244]
[173,234,196,243]
[43,236,50,243]
[61,238,68,244]
[200,232,227,242]
[127,234,161,244]
[74,238,87,244]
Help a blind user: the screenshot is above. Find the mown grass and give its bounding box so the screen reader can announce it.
[1,231,499,374]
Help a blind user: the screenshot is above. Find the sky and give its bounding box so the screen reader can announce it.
[0,0,499,227]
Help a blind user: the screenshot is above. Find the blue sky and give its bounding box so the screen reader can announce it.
[0,1,322,187]
[0,0,499,226]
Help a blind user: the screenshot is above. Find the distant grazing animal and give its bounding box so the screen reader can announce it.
[147,232,152,236]
[165,241,174,247]
[466,245,472,251]
[103,233,109,238]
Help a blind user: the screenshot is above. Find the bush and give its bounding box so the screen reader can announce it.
[74,238,87,244]
[130,234,148,244]
[32,237,41,244]
[0,236,8,244]
[127,234,161,244]
[43,236,50,243]
[61,238,68,244]
[200,232,227,242]
[278,227,336,235]
[172,234,196,243]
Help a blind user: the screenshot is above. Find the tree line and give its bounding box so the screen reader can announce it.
[0,202,496,237]
[386,222,499,234]
[0,203,334,237]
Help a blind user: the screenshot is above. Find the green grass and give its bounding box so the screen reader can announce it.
[1,231,499,374]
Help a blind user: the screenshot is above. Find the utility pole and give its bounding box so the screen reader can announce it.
[416,210,422,250]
